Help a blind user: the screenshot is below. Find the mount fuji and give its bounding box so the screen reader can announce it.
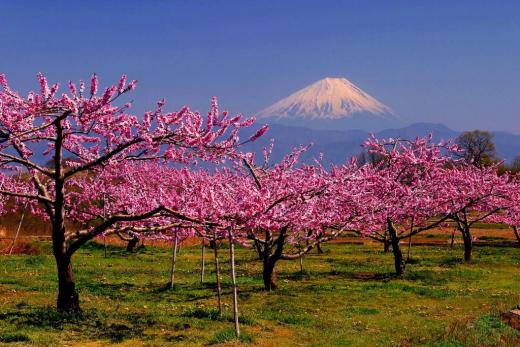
[257,77,402,131]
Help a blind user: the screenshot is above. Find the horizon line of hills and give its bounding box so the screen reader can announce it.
[242,121,520,165]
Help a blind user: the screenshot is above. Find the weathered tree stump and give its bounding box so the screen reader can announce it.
[500,308,520,330]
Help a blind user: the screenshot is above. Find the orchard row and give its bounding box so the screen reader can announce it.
[0,74,518,336]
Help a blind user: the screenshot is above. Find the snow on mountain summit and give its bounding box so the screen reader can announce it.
[257,77,393,120]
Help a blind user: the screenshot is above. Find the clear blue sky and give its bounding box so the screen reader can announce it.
[1,1,519,132]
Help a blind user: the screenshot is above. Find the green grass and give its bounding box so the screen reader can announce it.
[0,241,519,346]
[209,328,254,344]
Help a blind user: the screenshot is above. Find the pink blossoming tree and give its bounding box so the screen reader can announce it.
[0,73,263,312]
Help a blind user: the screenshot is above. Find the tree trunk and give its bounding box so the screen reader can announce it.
[383,240,391,253]
[213,238,222,315]
[316,242,324,254]
[299,244,304,273]
[53,119,81,313]
[253,239,263,260]
[168,235,178,290]
[513,226,520,246]
[53,154,81,313]
[261,235,278,290]
[126,235,139,252]
[388,219,405,276]
[228,231,240,337]
[56,254,81,312]
[391,239,405,276]
[383,229,390,252]
[262,259,278,291]
[462,229,472,262]
[52,216,81,314]
[261,228,286,291]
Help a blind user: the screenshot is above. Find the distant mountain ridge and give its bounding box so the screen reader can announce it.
[243,122,520,165]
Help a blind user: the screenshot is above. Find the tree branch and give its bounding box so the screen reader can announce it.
[0,153,53,177]
[0,189,53,204]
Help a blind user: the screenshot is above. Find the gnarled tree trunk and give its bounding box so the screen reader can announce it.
[126,235,140,252]
[53,217,80,312]
[53,140,81,313]
[261,227,287,291]
[383,229,390,252]
[263,257,278,291]
[388,219,405,276]
[513,226,520,246]
[453,212,473,262]
[253,239,263,260]
[461,228,473,262]
[56,253,80,312]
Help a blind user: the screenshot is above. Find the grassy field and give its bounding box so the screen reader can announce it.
[0,240,519,346]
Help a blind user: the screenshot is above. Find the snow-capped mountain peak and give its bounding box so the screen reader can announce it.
[257,77,393,120]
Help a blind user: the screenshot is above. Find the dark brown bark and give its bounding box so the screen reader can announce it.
[453,215,473,262]
[315,230,324,253]
[298,244,304,272]
[263,259,278,291]
[53,212,80,312]
[452,211,473,262]
[253,239,263,260]
[53,117,80,313]
[56,254,80,312]
[462,229,473,262]
[126,236,140,252]
[388,219,405,276]
[513,226,520,246]
[261,227,287,291]
[383,229,390,252]
[383,240,391,253]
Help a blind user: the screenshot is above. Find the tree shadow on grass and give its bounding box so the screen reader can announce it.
[437,256,466,267]
[181,307,255,325]
[0,306,146,343]
[84,281,217,303]
[81,281,138,298]
[326,270,397,281]
[151,284,214,301]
